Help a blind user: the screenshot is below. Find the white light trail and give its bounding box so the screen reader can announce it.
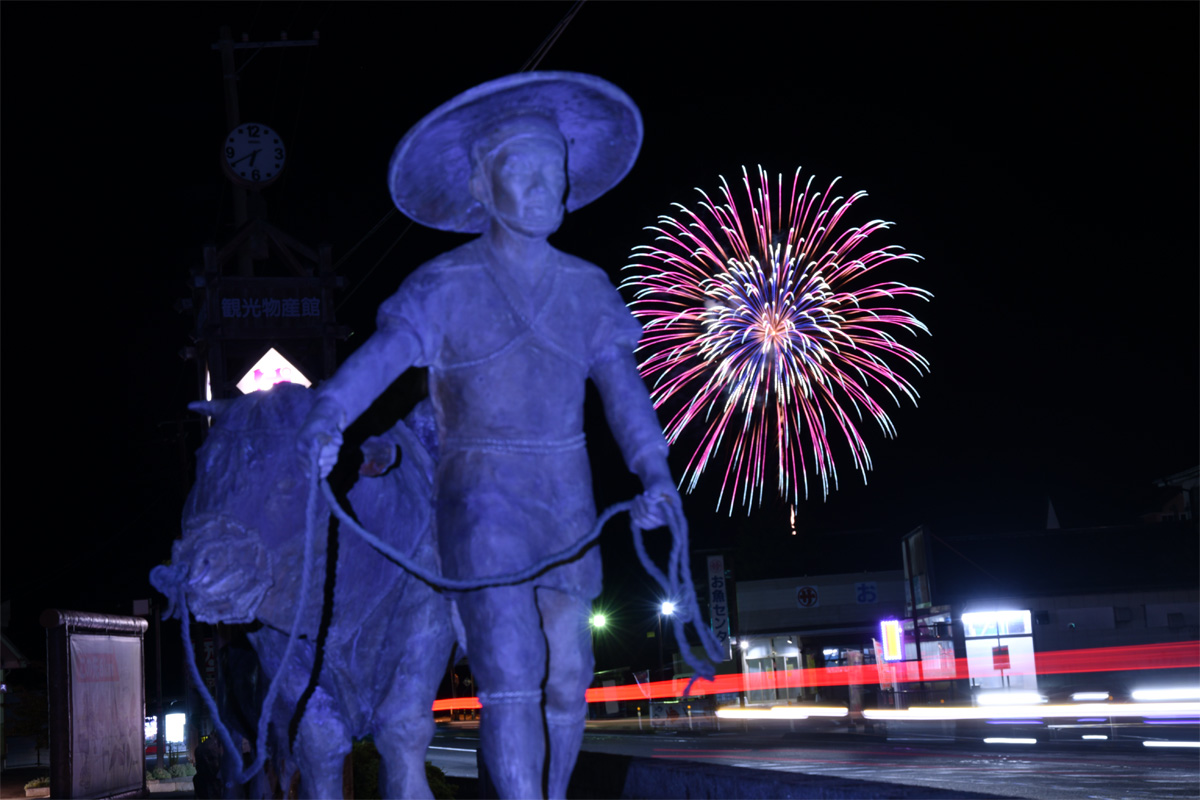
[863,701,1200,722]
[1131,687,1200,701]
[716,705,848,720]
[976,691,1045,706]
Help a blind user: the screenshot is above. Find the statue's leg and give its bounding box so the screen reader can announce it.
[457,585,548,799]
[537,588,593,800]
[293,687,352,800]
[374,592,455,800]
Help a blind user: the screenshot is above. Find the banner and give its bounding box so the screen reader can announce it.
[707,556,733,661]
[69,634,143,797]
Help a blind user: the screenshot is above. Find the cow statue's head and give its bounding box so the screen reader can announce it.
[169,384,323,626]
[171,513,272,624]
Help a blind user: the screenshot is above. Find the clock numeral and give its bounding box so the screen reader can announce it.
[226,147,235,159]
[247,124,261,137]
[252,169,261,181]
[275,148,284,160]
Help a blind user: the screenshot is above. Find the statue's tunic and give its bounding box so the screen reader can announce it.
[374,238,663,598]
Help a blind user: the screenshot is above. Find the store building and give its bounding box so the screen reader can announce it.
[734,569,905,706]
[725,507,1198,709]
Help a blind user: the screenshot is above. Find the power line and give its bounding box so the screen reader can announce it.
[521,0,586,72]
[335,213,411,313]
[334,208,398,272]
[334,0,588,308]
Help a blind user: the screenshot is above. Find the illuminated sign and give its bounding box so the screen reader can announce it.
[144,712,187,744]
[992,645,1011,671]
[236,348,312,394]
[220,296,321,319]
[880,619,903,662]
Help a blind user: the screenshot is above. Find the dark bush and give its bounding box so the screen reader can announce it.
[351,738,457,799]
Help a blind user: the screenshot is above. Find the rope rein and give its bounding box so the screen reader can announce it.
[155,447,721,789]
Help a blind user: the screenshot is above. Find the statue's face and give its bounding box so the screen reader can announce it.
[487,136,567,237]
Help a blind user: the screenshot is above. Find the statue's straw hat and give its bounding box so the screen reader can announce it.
[388,71,643,233]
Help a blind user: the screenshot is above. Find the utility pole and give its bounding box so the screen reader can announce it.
[177,29,338,790]
[216,26,248,274]
[133,599,165,771]
[213,25,319,276]
[186,25,341,404]
[153,599,165,771]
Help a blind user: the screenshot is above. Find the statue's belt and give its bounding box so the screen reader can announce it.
[441,433,586,455]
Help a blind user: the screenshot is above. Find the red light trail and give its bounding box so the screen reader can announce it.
[430,641,1199,712]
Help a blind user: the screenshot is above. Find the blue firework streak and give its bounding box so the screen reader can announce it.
[621,166,932,514]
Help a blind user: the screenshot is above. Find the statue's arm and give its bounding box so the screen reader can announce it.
[299,325,420,476]
[313,326,420,428]
[590,352,680,526]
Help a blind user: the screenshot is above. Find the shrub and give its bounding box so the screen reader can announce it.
[152,766,172,781]
[349,739,456,799]
[425,761,458,800]
[24,777,50,789]
[351,739,381,799]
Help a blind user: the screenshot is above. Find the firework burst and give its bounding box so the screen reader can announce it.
[621,166,932,514]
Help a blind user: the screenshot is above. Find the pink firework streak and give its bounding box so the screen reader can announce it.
[621,166,932,514]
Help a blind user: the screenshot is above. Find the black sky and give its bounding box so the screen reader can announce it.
[3,1,1197,662]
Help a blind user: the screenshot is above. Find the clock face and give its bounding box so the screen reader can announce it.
[223,123,286,185]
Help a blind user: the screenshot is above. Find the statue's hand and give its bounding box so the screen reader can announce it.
[297,399,345,479]
[359,435,398,477]
[631,479,681,531]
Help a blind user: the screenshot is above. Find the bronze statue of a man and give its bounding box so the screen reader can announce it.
[299,72,678,799]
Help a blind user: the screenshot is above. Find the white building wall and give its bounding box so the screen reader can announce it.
[737,571,907,633]
[963,589,1199,665]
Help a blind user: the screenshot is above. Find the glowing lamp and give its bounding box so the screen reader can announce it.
[660,601,676,616]
[880,619,903,662]
[590,614,606,629]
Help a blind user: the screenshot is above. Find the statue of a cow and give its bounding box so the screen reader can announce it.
[154,382,455,799]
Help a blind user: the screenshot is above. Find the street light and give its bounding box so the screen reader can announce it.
[657,601,675,675]
[589,613,606,654]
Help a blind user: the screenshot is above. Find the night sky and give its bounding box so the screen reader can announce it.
[3,2,1197,674]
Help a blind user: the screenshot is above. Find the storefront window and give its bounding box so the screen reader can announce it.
[960,610,1037,692]
[746,658,774,704]
[777,655,801,702]
[962,609,1031,638]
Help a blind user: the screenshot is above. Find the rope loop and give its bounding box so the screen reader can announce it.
[163,446,720,790]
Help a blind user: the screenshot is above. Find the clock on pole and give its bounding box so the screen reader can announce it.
[221,123,286,187]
